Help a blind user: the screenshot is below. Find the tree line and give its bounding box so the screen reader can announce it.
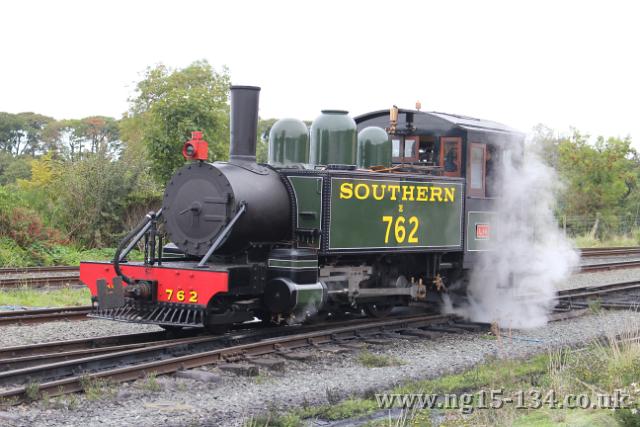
[0,59,637,267]
[531,125,638,237]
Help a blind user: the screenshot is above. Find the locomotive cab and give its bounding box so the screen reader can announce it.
[354,108,525,271]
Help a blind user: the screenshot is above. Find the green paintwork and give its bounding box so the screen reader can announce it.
[287,176,322,230]
[268,259,318,269]
[466,211,498,251]
[309,110,357,166]
[357,127,391,168]
[268,118,309,165]
[328,177,463,251]
[295,282,324,313]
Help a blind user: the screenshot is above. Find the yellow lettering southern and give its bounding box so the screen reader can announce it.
[355,183,370,200]
[371,184,385,200]
[387,185,401,201]
[340,182,353,199]
[444,187,455,202]
[430,186,443,202]
[340,181,455,204]
[401,185,415,201]
[416,186,429,202]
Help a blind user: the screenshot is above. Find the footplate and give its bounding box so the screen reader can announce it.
[89,303,206,327]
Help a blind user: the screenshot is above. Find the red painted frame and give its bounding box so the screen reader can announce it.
[80,262,228,307]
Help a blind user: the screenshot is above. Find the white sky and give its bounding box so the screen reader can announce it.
[1,0,638,142]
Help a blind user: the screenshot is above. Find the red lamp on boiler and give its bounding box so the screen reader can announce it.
[182,131,209,161]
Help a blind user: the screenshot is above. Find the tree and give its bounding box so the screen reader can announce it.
[533,127,639,236]
[73,116,120,154]
[127,60,231,183]
[0,112,53,155]
[0,155,31,185]
[46,152,144,246]
[44,117,120,161]
[17,112,55,155]
[256,118,278,163]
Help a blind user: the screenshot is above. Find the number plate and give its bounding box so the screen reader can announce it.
[161,288,199,304]
[476,223,490,239]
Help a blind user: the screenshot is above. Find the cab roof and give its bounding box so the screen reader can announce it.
[354,109,523,136]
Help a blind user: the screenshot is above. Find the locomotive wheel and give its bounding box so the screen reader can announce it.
[363,303,393,318]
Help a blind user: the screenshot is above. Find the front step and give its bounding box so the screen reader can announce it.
[89,304,206,327]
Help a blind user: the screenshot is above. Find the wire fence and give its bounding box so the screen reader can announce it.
[559,215,640,239]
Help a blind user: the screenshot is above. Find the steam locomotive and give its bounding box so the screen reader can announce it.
[79,86,524,331]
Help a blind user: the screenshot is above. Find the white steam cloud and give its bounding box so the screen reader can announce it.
[445,144,579,328]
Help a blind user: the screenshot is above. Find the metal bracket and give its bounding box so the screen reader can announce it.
[118,208,163,262]
[97,277,125,309]
[197,202,247,268]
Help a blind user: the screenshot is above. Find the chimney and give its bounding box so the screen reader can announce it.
[229,85,260,163]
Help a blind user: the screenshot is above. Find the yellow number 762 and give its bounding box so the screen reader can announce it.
[382,215,419,244]
[165,289,198,303]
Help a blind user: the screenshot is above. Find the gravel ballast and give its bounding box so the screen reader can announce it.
[1,269,639,426]
[0,320,162,348]
[1,310,639,427]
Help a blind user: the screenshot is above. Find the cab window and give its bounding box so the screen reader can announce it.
[486,145,499,197]
[468,142,486,197]
[392,137,419,163]
[404,138,417,159]
[418,136,437,165]
[439,137,462,177]
[392,139,401,158]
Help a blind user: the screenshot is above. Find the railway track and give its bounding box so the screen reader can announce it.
[551,279,640,315]
[2,275,640,404]
[578,259,640,273]
[0,266,79,275]
[0,246,636,289]
[556,279,640,309]
[0,306,91,326]
[0,266,80,288]
[0,275,81,288]
[0,313,481,404]
[579,246,640,258]
[0,259,637,327]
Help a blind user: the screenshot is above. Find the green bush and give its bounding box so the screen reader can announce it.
[0,237,33,267]
[615,409,640,427]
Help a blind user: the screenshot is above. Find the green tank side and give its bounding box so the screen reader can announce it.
[309,110,357,166]
[268,118,309,165]
[357,126,391,168]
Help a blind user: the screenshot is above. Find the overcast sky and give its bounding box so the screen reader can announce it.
[1,0,638,142]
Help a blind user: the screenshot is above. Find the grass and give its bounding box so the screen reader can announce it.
[253,372,271,385]
[246,399,380,427]
[0,240,144,268]
[80,375,116,401]
[298,398,380,421]
[25,382,40,401]
[573,232,639,248]
[0,286,91,307]
[138,372,163,393]
[245,412,303,427]
[588,299,603,314]
[358,351,405,368]
[254,321,640,427]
